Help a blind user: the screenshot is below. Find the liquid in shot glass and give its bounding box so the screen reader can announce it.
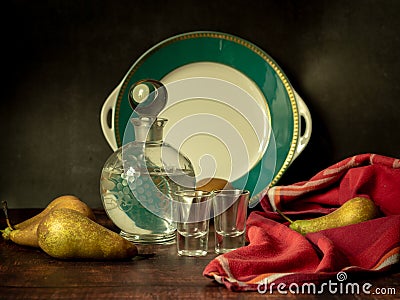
[213,189,249,254]
[174,190,213,256]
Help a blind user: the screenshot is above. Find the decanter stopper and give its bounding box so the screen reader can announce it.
[128,79,167,117]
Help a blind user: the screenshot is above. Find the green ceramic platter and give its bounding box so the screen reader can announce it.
[114,31,299,203]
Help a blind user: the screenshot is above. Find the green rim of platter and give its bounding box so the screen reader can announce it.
[114,31,299,199]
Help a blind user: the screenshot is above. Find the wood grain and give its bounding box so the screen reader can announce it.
[1,209,398,299]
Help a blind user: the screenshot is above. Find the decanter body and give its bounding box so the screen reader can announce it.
[100,117,195,244]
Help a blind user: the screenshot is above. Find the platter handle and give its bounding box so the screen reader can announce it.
[292,91,312,162]
[100,85,120,151]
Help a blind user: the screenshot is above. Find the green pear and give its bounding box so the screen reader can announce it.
[37,208,137,260]
[289,197,379,235]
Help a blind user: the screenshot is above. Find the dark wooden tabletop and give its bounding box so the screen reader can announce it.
[1,209,399,299]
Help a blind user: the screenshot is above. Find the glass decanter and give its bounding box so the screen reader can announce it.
[101,78,196,244]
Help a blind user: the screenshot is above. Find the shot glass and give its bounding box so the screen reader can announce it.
[213,189,249,254]
[174,190,213,256]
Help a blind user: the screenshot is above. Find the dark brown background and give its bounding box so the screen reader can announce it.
[2,0,400,208]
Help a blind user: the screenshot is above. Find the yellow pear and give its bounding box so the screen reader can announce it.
[37,208,137,260]
[289,197,379,235]
[2,195,95,247]
[14,195,89,230]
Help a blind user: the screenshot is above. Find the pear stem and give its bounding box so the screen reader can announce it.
[2,200,14,230]
[275,208,294,224]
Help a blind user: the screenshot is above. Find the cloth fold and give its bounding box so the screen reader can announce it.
[203,154,400,291]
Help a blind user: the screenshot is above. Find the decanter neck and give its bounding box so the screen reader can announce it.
[131,117,166,142]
